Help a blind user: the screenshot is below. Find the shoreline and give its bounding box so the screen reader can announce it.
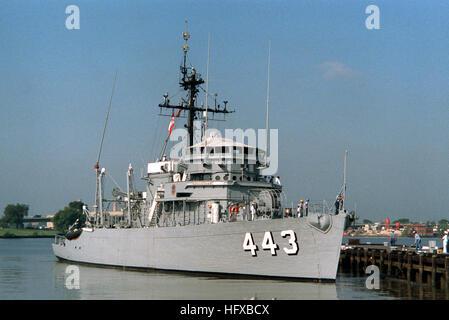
[0,235,56,239]
[0,228,58,239]
[346,234,440,238]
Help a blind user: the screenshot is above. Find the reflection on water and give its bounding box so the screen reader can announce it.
[0,238,448,300]
[53,262,338,300]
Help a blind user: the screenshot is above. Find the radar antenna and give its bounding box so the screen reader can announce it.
[158,21,234,148]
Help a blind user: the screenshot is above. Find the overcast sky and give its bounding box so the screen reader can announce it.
[0,0,448,222]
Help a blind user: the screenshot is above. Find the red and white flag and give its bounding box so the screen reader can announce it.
[168,112,175,135]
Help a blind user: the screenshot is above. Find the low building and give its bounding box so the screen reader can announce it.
[409,224,436,237]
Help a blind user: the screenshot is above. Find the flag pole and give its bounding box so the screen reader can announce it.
[160,112,176,160]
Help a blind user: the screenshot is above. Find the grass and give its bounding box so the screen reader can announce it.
[0,228,58,238]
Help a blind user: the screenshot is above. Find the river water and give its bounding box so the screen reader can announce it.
[0,237,447,300]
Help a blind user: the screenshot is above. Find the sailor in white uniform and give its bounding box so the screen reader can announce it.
[443,231,448,254]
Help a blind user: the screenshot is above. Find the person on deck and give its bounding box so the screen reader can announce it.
[304,198,309,217]
[274,176,281,186]
[334,194,342,214]
[250,203,256,221]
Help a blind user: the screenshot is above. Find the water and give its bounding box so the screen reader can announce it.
[0,237,447,300]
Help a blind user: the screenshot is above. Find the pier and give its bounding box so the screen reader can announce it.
[339,243,449,289]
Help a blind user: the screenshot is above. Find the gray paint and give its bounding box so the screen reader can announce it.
[53,213,346,280]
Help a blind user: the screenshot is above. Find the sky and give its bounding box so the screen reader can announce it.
[0,0,448,222]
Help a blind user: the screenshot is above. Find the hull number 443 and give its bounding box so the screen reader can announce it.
[243,230,298,256]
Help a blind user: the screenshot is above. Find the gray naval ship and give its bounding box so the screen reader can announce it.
[53,24,353,281]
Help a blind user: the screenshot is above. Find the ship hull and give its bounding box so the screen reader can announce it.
[52,214,346,281]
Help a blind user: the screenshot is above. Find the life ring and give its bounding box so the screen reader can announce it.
[171,184,176,195]
[229,206,241,213]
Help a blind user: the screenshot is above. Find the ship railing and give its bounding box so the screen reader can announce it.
[54,234,65,245]
[182,153,265,166]
[286,200,334,216]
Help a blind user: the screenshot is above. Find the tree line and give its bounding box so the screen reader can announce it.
[0,201,86,233]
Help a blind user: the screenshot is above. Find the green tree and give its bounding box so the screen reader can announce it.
[362,219,372,224]
[68,200,84,212]
[0,217,7,228]
[402,226,412,237]
[2,204,29,229]
[53,200,85,233]
[426,221,436,227]
[393,218,410,224]
[437,219,449,236]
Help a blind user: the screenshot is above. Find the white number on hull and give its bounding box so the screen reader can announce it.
[262,231,278,255]
[243,230,299,256]
[281,230,299,255]
[243,232,258,256]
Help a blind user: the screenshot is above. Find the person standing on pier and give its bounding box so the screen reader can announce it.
[442,231,448,254]
[390,230,396,246]
[304,198,309,217]
[413,231,422,252]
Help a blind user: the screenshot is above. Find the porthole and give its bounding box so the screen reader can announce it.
[215,175,221,181]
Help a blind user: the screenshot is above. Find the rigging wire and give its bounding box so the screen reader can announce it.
[96,72,118,167]
[148,88,183,162]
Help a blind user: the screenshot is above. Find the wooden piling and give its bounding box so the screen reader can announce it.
[356,248,361,275]
[417,254,424,284]
[379,250,384,273]
[445,256,449,290]
[387,251,392,276]
[363,248,368,270]
[339,245,449,288]
[371,249,376,267]
[431,255,437,287]
[397,251,403,277]
[406,252,412,282]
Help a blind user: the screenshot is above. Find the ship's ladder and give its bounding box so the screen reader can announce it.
[148,195,159,226]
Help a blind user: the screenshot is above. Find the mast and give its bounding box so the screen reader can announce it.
[342,149,348,211]
[99,168,105,226]
[127,163,132,226]
[264,40,271,166]
[204,32,211,141]
[94,72,117,226]
[158,21,234,149]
